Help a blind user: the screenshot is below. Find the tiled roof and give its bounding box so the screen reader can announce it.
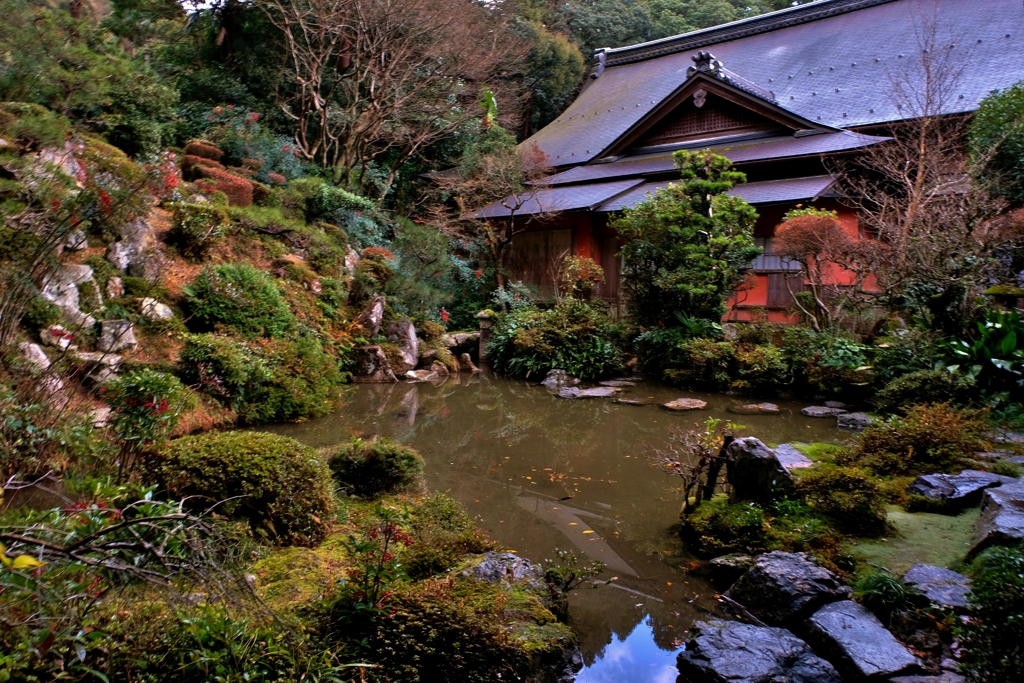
[596,175,837,212]
[524,0,1024,166]
[543,130,885,186]
[471,179,643,219]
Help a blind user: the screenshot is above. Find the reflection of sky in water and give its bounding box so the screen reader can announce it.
[576,616,680,683]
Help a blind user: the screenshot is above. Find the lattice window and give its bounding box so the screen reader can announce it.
[639,95,772,146]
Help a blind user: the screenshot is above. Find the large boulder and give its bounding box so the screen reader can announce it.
[908,470,1017,509]
[726,437,796,504]
[803,600,920,680]
[838,412,875,432]
[774,444,814,470]
[541,369,579,389]
[971,480,1024,556]
[677,620,842,683]
[353,295,386,336]
[725,551,851,626]
[98,320,137,353]
[385,320,419,374]
[350,345,398,383]
[902,564,971,611]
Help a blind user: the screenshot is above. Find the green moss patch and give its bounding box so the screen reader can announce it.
[846,507,980,575]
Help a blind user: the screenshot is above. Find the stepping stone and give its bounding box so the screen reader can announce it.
[662,398,708,411]
[804,600,920,680]
[775,444,814,470]
[599,379,635,387]
[801,406,848,418]
[613,398,647,406]
[824,400,848,409]
[678,620,841,683]
[557,386,621,399]
[837,412,874,432]
[902,564,971,610]
[971,480,1024,556]
[725,551,851,626]
[907,470,1016,509]
[729,402,781,415]
[984,430,1024,445]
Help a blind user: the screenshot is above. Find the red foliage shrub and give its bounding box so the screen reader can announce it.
[194,166,254,207]
[184,141,225,162]
[181,154,225,179]
[228,166,256,177]
[241,158,264,170]
[361,247,395,261]
[266,173,287,186]
[772,214,851,259]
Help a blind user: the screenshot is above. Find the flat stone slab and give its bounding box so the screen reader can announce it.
[838,412,874,432]
[613,398,647,406]
[890,674,966,683]
[902,564,971,610]
[729,402,781,415]
[984,430,1024,445]
[598,379,635,387]
[725,551,851,626]
[824,400,848,409]
[775,444,815,470]
[557,386,621,399]
[801,406,848,418]
[972,480,1024,556]
[677,620,842,683]
[662,398,708,411]
[804,600,919,680]
[908,470,1016,508]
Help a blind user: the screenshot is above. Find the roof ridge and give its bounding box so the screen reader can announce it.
[598,0,900,68]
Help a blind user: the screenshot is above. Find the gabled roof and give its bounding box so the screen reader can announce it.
[524,0,1024,167]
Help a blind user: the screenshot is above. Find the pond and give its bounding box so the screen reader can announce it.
[264,372,846,681]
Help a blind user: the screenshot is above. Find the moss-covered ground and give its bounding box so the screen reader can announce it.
[845,506,980,576]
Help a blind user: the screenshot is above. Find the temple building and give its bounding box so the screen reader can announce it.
[480,0,1024,320]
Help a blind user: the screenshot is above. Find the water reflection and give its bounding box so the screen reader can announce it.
[263,372,844,673]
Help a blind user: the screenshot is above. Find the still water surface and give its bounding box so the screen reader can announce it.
[265,373,844,680]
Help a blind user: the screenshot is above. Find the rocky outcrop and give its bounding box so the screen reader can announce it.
[541,369,579,389]
[140,297,174,321]
[350,345,398,383]
[440,331,480,349]
[801,406,848,418]
[459,353,480,373]
[41,266,97,328]
[725,551,851,626]
[662,398,708,411]
[40,324,75,349]
[106,277,125,299]
[971,480,1024,556]
[774,444,814,470]
[385,320,418,374]
[18,342,51,372]
[803,600,920,680]
[726,437,796,504]
[353,295,385,336]
[837,412,875,432]
[902,564,971,611]
[677,620,842,683]
[98,320,137,353]
[462,551,545,588]
[908,470,1017,509]
[107,216,163,281]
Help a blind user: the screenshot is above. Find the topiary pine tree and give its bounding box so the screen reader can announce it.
[612,150,760,327]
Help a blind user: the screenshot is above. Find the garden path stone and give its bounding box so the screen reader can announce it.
[351,345,397,383]
[803,600,920,680]
[901,564,971,610]
[837,412,874,432]
[726,438,796,504]
[971,480,1024,556]
[775,444,814,470]
[725,551,850,626]
[542,369,580,389]
[801,406,848,418]
[907,470,1016,509]
[676,619,842,683]
[729,402,781,415]
[662,398,707,411]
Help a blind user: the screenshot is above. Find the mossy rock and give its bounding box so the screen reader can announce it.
[153,431,334,547]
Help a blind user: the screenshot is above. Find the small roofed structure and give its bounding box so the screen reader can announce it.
[482,0,1024,320]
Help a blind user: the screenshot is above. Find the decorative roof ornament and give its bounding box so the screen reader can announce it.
[590,50,607,79]
[685,50,777,103]
[693,88,708,108]
[687,50,724,77]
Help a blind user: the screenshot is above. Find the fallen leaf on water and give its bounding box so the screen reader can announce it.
[569,522,578,526]
[582,530,595,534]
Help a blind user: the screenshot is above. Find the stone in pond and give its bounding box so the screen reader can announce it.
[729,402,781,415]
[599,379,635,387]
[726,437,795,505]
[774,444,814,470]
[405,369,439,383]
[351,345,398,383]
[459,353,480,373]
[902,564,971,610]
[801,406,848,418]
[676,619,842,683]
[662,398,707,411]
[824,400,848,409]
[708,553,754,587]
[613,398,647,406]
[971,480,1024,556]
[803,600,920,680]
[837,412,874,432]
[557,386,620,399]
[462,551,544,589]
[541,369,579,389]
[725,551,851,626]
[907,470,1016,509]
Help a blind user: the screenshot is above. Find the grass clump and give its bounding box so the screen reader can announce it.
[184,263,294,338]
[153,431,334,547]
[325,437,425,499]
[854,572,917,625]
[795,465,889,535]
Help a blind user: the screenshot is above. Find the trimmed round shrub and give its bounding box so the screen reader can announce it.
[325,437,424,498]
[184,263,294,338]
[153,431,334,546]
[874,369,977,413]
[795,465,888,535]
